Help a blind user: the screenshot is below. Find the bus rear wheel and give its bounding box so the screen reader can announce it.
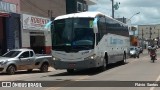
[120,53,126,64]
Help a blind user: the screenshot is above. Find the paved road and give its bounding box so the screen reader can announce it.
[1,49,160,90]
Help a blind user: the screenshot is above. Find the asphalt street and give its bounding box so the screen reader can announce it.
[1,49,160,90]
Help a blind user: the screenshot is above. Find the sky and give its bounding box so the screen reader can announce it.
[89,0,160,25]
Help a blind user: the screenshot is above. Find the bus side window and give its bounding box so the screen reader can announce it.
[97,16,106,38]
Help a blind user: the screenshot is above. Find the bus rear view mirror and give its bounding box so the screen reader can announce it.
[93,18,98,33]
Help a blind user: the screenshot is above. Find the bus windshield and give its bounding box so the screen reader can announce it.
[52,18,95,52]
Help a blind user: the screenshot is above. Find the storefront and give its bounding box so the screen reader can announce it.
[0,13,8,55]
[0,1,17,55]
[22,14,52,54]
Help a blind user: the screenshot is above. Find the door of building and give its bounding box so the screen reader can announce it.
[30,32,45,54]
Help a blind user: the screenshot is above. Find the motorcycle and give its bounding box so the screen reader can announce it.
[150,51,156,63]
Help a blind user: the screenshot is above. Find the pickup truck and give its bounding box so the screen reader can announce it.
[0,49,52,75]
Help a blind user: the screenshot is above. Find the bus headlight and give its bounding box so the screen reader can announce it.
[52,56,60,61]
[84,54,96,60]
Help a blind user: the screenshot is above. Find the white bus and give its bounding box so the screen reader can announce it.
[51,12,130,73]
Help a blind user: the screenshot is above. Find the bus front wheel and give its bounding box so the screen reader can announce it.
[67,69,74,73]
[99,59,106,71]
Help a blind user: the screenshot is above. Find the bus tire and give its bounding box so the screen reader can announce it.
[27,69,33,72]
[67,69,74,73]
[137,54,139,58]
[99,53,108,71]
[99,59,106,71]
[120,53,126,64]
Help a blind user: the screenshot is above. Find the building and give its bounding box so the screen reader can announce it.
[0,1,19,55]
[66,0,95,14]
[138,25,160,40]
[0,0,66,53]
[2,0,95,54]
[138,24,160,47]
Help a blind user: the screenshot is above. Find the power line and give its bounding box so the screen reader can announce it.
[21,0,49,16]
[21,0,46,16]
[27,0,48,13]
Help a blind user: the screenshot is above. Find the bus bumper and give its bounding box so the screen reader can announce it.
[53,59,98,69]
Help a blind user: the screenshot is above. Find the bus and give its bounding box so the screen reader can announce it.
[51,12,130,73]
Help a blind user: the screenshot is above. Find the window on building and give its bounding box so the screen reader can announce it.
[77,2,83,12]
[83,4,87,11]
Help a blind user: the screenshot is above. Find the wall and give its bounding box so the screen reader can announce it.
[4,0,66,16]
[138,25,160,40]
[6,13,21,49]
[21,30,30,48]
[3,0,20,13]
[20,0,66,18]
[66,0,87,14]
[45,31,52,54]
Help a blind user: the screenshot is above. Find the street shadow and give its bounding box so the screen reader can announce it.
[0,70,52,76]
[47,62,127,77]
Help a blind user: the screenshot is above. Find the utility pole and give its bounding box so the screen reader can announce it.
[111,0,120,18]
[142,29,144,39]
[158,29,160,46]
[48,10,53,18]
[111,0,114,18]
[158,29,160,39]
[142,29,144,48]
[150,27,152,40]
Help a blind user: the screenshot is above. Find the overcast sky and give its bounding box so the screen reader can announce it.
[89,0,160,25]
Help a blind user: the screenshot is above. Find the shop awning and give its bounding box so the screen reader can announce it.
[0,12,10,17]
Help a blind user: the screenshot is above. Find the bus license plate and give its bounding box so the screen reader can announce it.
[68,63,76,68]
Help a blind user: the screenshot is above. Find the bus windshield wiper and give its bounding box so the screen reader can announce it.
[72,45,91,50]
[53,44,71,46]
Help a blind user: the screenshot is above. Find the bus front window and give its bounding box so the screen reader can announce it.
[73,18,94,46]
[73,28,94,46]
[52,18,94,51]
[53,19,72,46]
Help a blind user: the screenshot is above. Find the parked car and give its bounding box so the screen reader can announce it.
[148,46,152,49]
[129,47,140,58]
[0,49,52,75]
[155,45,159,49]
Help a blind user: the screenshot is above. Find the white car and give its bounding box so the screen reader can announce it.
[148,46,152,50]
[129,47,140,58]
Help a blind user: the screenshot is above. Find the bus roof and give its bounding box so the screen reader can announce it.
[54,12,105,20]
[54,11,127,26]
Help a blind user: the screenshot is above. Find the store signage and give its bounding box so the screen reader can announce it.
[0,1,16,13]
[22,14,51,31]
